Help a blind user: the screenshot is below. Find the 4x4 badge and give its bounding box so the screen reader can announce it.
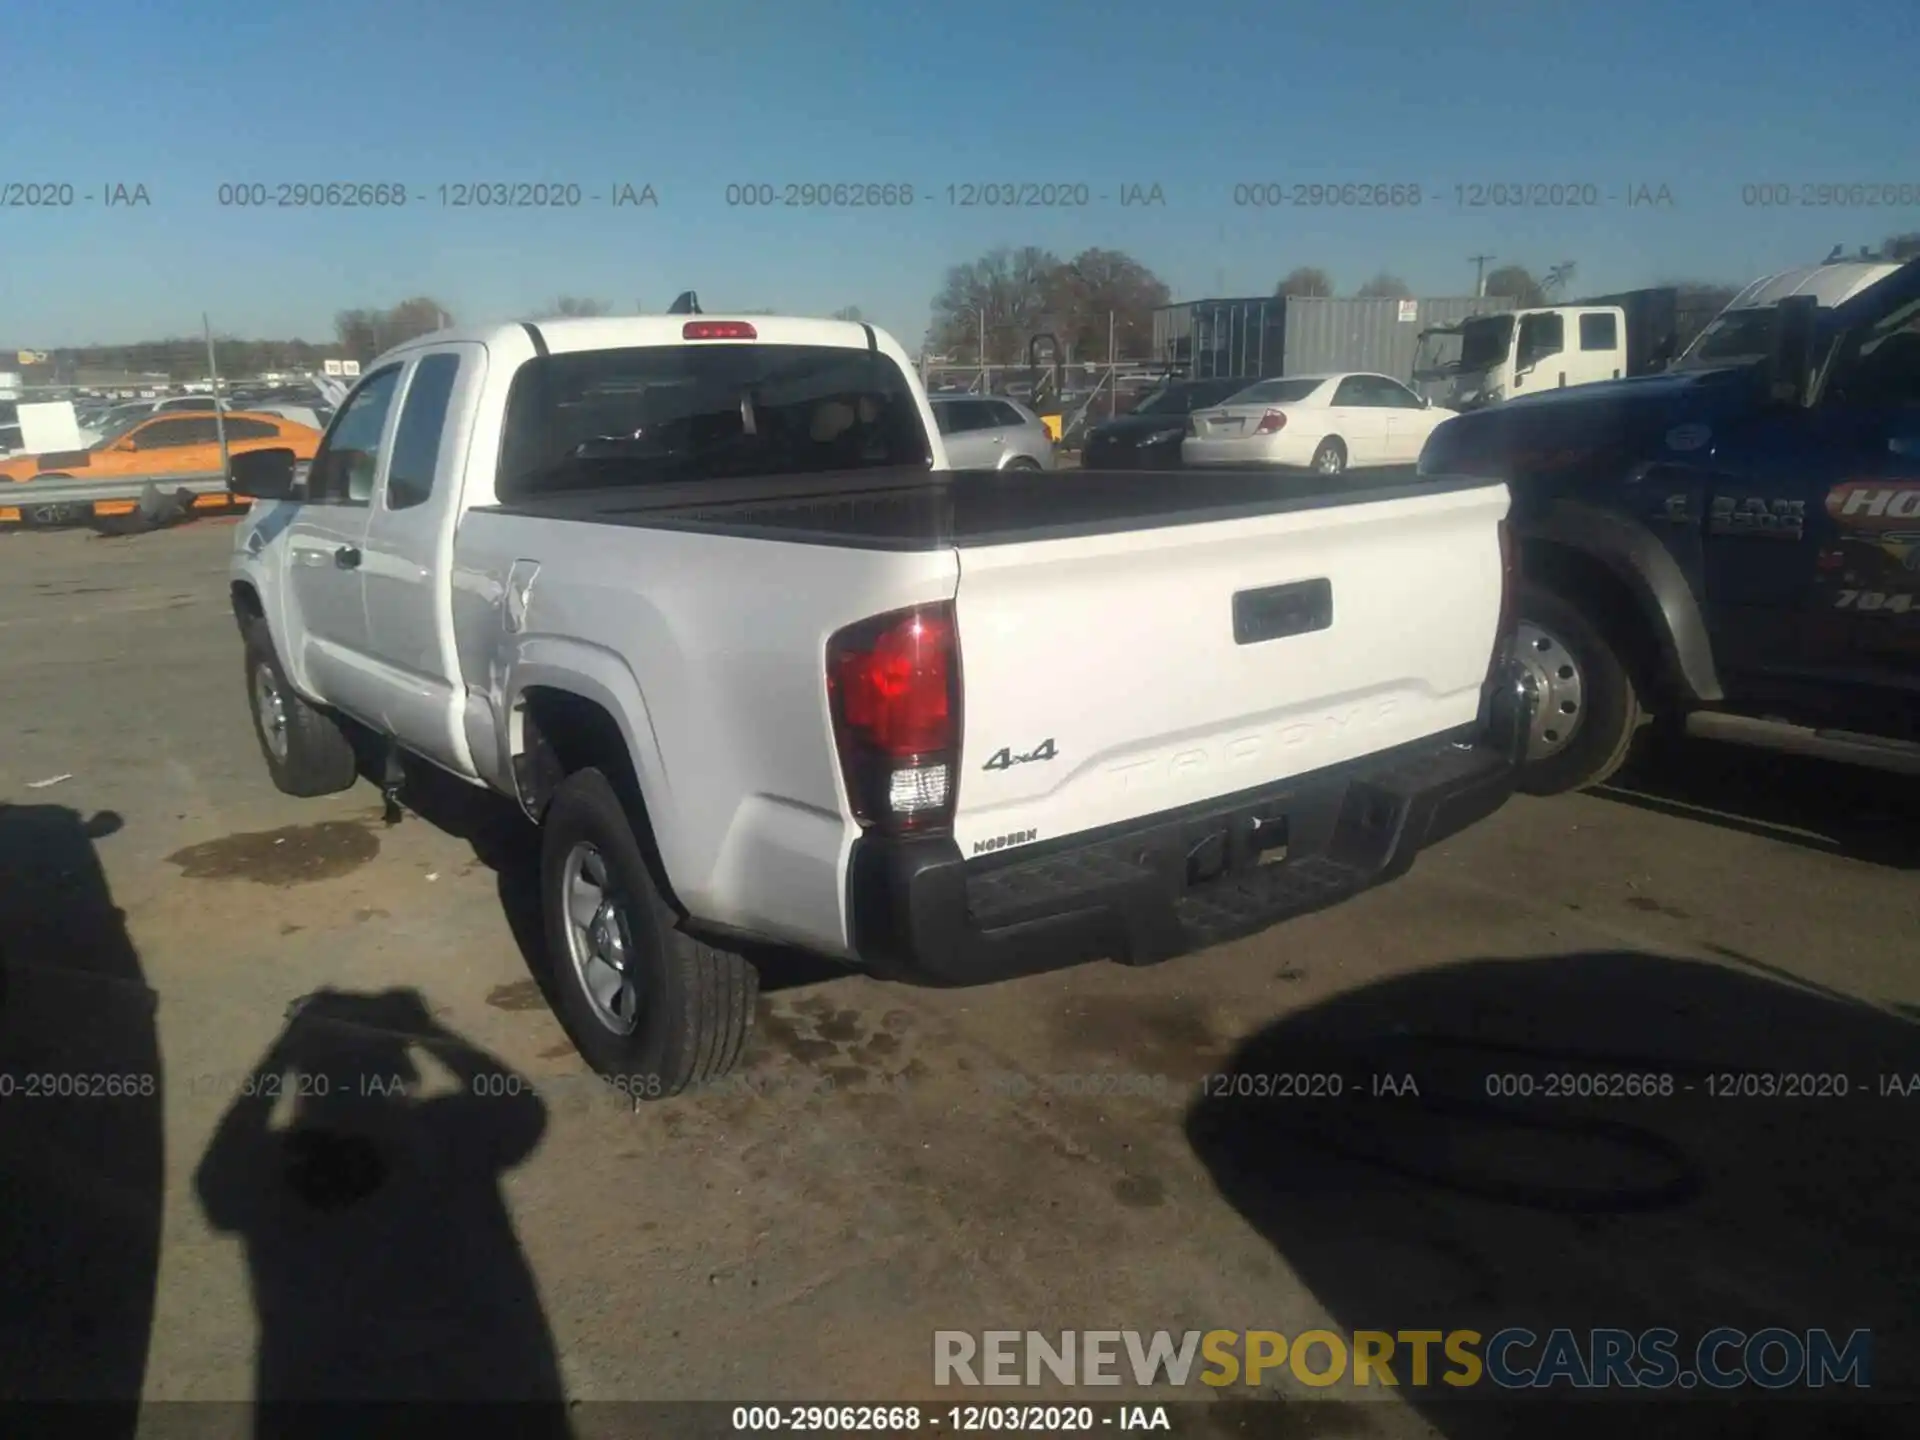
[983,738,1057,771]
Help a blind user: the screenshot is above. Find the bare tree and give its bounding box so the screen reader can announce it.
[1045,248,1171,361]
[1544,262,1577,297]
[927,246,1064,364]
[335,298,453,362]
[831,306,864,322]
[1883,232,1920,261]
[1354,272,1412,299]
[1483,265,1544,308]
[1275,267,1334,298]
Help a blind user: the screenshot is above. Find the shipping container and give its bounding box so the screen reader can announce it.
[1151,295,1504,385]
[1151,297,1287,381]
[1281,296,1508,381]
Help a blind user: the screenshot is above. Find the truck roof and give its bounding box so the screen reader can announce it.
[371,315,887,363]
[1727,262,1900,311]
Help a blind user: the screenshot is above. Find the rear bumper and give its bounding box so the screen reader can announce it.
[847,661,1537,986]
[1181,438,1297,467]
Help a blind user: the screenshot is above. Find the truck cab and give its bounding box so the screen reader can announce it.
[1418,257,1920,793]
[1672,261,1901,370]
[1430,306,1634,411]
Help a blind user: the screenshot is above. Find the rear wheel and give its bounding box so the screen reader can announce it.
[539,768,756,1099]
[1005,456,1042,470]
[242,620,359,796]
[1310,438,1347,474]
[1513,583,1643,795]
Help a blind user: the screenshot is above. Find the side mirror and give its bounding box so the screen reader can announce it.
[1768,295,1819,406]
[114,437,139,453]
[228,446,301,500]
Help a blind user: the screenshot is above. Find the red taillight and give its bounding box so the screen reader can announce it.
[683,320,757,340]
[827,603,961,833]
[1254,409,1288,435]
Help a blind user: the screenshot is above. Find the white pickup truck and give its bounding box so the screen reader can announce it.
[228,315,1534,1095]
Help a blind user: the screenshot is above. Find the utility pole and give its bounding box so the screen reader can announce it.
[1468,254,1496,297]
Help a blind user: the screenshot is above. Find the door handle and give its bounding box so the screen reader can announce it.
[334,545,361,570]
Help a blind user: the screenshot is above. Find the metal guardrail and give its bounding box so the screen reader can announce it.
[0,469,242,525]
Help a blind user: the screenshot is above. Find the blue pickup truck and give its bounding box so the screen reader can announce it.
[1418,258,1920,794]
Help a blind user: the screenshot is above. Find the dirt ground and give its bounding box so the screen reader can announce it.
[2,519,1916,1439]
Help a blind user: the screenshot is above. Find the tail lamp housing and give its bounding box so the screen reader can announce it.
[827,603,961,835]
[1254,409,1288,435]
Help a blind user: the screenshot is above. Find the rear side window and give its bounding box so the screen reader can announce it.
[1227,378,1324,406]
[498,343,932,500]
[385,353,462,510]
[991,401,1028,427]
[133,418,218,448]
[1579,313,1618,350]
[222,418,279,440]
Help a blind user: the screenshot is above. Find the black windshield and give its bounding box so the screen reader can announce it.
[497,343,932,499]
[1458,316,1513,371]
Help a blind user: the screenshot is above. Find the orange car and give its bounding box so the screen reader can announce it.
[0,410,324,485]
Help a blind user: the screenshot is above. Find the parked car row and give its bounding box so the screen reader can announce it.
[1081,372,1454,474]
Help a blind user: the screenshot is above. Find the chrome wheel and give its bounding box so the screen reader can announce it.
[1515,619,1585,762]
[1314,443,1345,474]
[559,842,644,1035]
[252,663,290,763]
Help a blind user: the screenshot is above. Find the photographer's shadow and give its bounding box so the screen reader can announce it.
[0,805,159,1437]
[194,988,572,1434]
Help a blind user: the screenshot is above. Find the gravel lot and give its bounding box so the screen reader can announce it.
[2,519,1916,1438]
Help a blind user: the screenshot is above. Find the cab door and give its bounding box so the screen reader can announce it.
[357,345,485,773]
[281,365,405,721]
[1701,285,1920,722]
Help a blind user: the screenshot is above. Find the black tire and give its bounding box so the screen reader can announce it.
[1006,456,1043,470]
[1514,582,1643,796]
[242,620,358,796]
[1310,438,1347,474]
[539,768,756,1098]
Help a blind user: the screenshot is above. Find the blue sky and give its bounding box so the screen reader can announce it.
[7,0,1917,350]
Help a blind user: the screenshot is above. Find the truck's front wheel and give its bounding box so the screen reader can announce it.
[1513,583,1642,796]
[242,621,359,796]
[539,768,756,1098]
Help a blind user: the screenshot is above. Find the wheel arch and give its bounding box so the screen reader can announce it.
[1517,499,1722,705]
[510,680,684,912]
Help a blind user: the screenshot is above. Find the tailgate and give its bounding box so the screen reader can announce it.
[949,483,1509,855]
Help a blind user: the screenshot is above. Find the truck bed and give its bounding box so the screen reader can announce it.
[476,465,1472,551]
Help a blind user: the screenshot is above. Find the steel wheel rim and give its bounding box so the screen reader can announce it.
[1515,619,1586,762]
[253,664,290,762]
[559,841,644,1036]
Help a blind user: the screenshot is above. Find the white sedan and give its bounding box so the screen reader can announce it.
[1180,372,1457,474]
